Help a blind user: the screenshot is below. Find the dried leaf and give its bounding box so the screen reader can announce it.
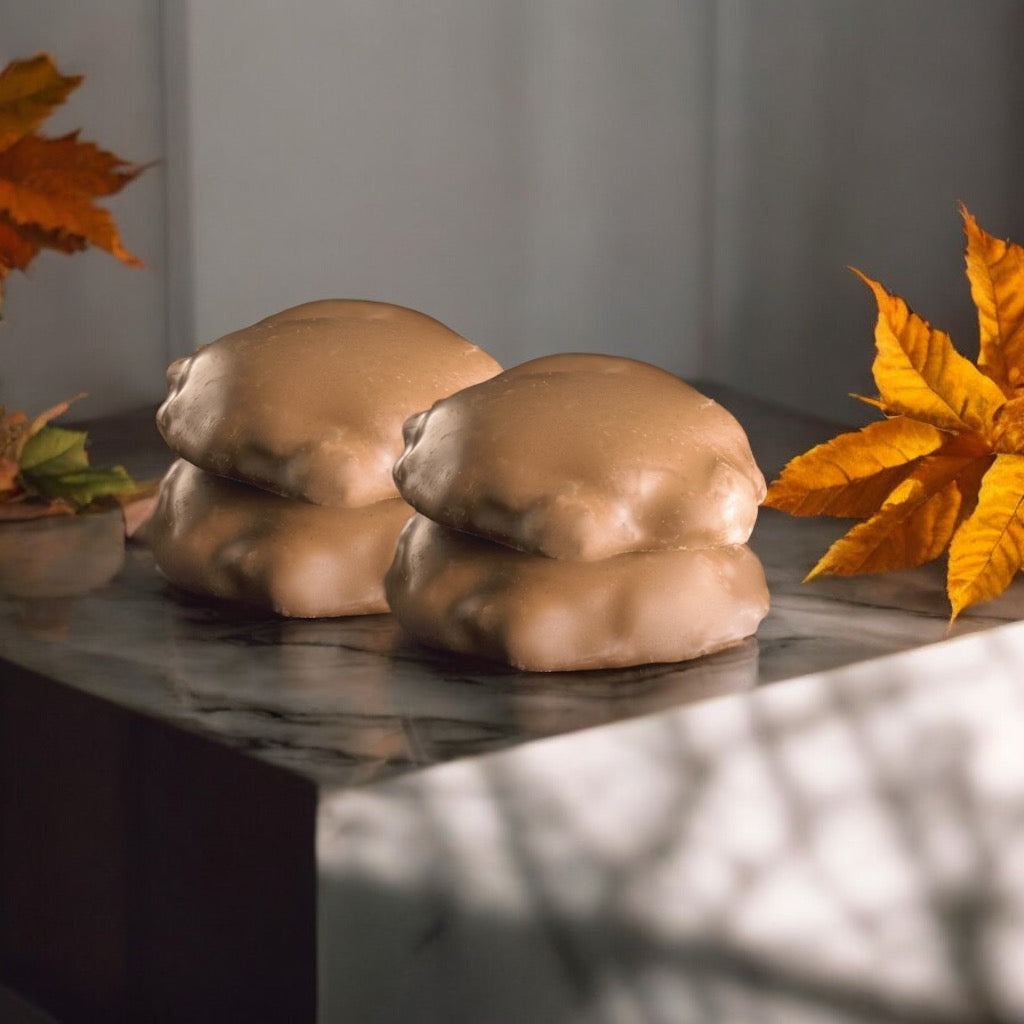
[0,54,148,295]
[0,395,140,514]
[0,215,39,271]
[804,445,984,579]
[765,207,1024,619]
[991,395,1024,454]
[0,53,81,152]
[951,451,994,529]
[807,482,960,580]
[0,133,144,266]
[856,269,1005,438]
[0,131,145,199]
[24,391,85,441]
[962,204,1024,393]
[947,455,1024,619]
[763,416,947,518]
[849,393,887,411]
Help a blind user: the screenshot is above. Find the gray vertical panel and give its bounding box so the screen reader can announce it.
[160,0,197,362]
[173,1,715,375]
[709,0,1024,421]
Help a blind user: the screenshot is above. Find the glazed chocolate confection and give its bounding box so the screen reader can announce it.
[393,353,766,560]
[385,514,769,672]
[148,459,413,618]
[157,299,502,508]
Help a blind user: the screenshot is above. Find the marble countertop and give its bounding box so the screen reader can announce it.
[317,612,1024,1024]
[4,388,1024,1023]
[1,388,1020,790]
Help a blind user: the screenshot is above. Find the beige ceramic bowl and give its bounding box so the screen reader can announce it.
[0,506,126,599]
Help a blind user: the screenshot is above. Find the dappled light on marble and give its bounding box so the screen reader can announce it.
[318,624,1024,1023]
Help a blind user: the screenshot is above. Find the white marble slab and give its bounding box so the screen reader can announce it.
[318,619,1024,1023]
[4,395,1024,1021]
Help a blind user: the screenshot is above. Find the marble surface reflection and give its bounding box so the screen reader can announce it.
[0,546,760,786]
[1,392,1020,787]
[319,620,1024,1023]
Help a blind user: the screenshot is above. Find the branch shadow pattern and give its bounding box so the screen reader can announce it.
[318,627,1024,1023]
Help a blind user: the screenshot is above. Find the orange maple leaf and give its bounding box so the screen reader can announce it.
[763,204,1024,620]
[0,53,81,151]
[0,53,147,300]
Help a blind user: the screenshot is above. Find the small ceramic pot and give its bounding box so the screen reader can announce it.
[0,506,126,599]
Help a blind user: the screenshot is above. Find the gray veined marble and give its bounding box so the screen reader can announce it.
[2,390,1023,1022]
[0,391,1017,788]
[317,619,1024,1024]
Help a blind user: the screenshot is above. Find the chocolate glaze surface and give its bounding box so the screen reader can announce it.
[157,300,502,508]
[394,353,766,560]
[385,514,769,672]
[148,459,413,617]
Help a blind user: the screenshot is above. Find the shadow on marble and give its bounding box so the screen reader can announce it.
[318,623,1024,1023]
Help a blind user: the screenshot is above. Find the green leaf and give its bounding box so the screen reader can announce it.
[18,425,88,475]
[23,464,136,508]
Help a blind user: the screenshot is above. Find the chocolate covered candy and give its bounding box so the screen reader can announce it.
[148,459,413,617]
[386,514,769,672]
[394,353,766,560]
[157,300,502,508]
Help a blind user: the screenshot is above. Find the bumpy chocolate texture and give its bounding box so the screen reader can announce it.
[148,460,413,618]
[394,353,767,560]
[157,300,503,508]
[385,515,769,672]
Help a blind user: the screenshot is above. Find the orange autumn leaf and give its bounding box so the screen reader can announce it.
[0,131,144,200]
[947,455,1024,620]
[806,480,960,581]
[764,415,947,518]
[855,268,1005,438]
[0,53,148,301]
[991,395,1024,454]
[0,53,80,151]
[0,133,144,266]
[963,204,1024,393]
[764,205,1024,620]
[0,215,39,271]
[804,444,986,579]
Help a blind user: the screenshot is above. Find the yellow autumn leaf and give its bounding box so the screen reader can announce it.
[764,206,1024,619]
[963,204,1024,394]
[763,415,947,518]
[856,269,1005,439]
[991,395,1024,454]
[950,451,993,530]
[805,446,983,579]
[947,454,1024,620]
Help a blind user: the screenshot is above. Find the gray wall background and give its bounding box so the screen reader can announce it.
[3,1,1023,423]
